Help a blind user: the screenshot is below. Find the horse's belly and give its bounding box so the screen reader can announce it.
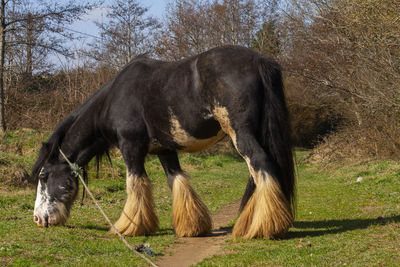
[170,114,226,152]
[175,129,226,152]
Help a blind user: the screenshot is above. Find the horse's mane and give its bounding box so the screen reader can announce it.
[31,115,77,180]
[31,81,114,183]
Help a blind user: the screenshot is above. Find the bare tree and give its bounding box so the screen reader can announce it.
[0,0,96,133]
[253,21,280,57]
[156,0,272,60]
[0,0,6,134]
[281,0,400,157]
[90,0,160,69]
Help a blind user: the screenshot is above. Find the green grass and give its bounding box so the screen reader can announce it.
[0,153,249,266]
[0,130,248,266]
[1,130,400,266]
[200,158,400,266]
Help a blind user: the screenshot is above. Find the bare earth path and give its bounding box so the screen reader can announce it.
[156,199,241,267]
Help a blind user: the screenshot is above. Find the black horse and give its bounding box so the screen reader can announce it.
[32,46,295,239]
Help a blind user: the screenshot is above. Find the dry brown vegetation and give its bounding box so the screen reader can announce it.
[282,0,400,161]
[6,66,116,129]
[1,0,400,162]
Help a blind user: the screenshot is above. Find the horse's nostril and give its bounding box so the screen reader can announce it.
[34,215,44,226]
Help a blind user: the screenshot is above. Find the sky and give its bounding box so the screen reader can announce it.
[69,0,167,43]
[54,0,167,66]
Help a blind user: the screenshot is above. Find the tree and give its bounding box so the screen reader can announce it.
[281,0,400,157]
[156,0,272,60]
[90,0,160,69]
[155,0,211,60]
[253,21,280,57]
[0,0,97,133]
[0,0,6,134]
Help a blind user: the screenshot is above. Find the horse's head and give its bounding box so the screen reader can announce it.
[33,155,79,227]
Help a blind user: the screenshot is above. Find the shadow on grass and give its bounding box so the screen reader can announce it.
[67,224,176,236]
[66,215,399,240]
[151,228,174,236]
[204,225,233,237]
[288,215,400,239]
[66,224,109,231]
[153,226,233,238]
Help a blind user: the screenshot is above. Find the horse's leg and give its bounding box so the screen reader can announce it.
[111,134,159,236]
[240,175,256,212]
[234,135,293,239]
[158,150,211,237]
[214,108,293,239]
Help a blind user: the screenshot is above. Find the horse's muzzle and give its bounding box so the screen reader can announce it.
[34,214,49,227]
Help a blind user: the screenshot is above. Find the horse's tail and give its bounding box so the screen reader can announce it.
[234,58,296,239]
[258,58,296,216]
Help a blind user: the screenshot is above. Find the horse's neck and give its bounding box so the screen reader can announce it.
[60,118,103,166]
[57,83,111,166]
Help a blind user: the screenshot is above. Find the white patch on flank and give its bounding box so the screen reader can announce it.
[213,106,239,149]
[169,110,225,152]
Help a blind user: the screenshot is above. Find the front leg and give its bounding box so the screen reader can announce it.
[158,151,211,237]
[110,170,159,236]
[111,132,159,236]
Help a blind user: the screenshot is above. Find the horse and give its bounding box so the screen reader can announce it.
[31,45,295,239]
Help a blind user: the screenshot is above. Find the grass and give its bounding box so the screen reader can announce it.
[1,130,400,266]
[0,130,248,266]
[200,154,400,266]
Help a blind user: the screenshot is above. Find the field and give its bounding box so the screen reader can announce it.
[1,130,399,266]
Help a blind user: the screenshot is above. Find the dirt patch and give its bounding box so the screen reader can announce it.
[156,199,241,267]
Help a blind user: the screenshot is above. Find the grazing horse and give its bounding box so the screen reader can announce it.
[32,46,295,239]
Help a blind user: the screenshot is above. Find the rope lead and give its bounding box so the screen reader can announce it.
[59,149,158,267]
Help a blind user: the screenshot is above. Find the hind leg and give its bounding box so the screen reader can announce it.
[240,175,256,212]
[158,150,211,237]
[111,134,159,236]
[233,134,293,239]
[214,107,293,239]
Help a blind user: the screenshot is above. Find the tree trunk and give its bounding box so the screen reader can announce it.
[25,12,33,77]
[0,0,6,134]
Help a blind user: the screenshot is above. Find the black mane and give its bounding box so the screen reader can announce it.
[32,115,76,180]
[31,81,114,181]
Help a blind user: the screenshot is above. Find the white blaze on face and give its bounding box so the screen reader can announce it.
[34,179,52,226]
[34,179,69,226]
[33,167,74,227]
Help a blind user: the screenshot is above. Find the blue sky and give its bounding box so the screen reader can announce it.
[53,0,167,66]
[69,0,167,41]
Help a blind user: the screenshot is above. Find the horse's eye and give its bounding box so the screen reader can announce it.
[39,169,48,181]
